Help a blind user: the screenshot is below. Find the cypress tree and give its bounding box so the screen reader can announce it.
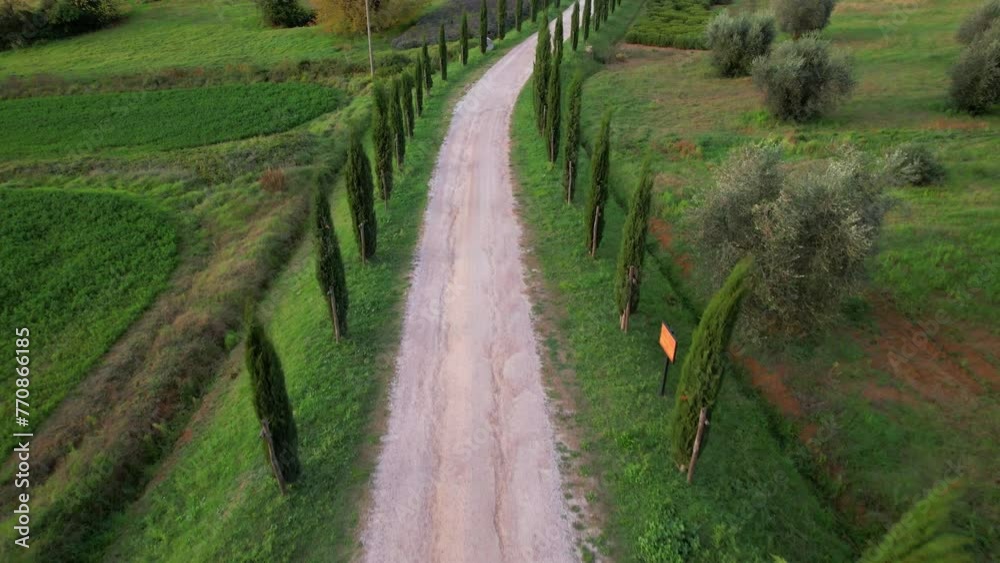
[563,72,583,202]
[422,40,433,90]
[314,187,349,340]
[438,23,448,81]
[414,57,424,116]
[553,12,563,65]
[554,0,560,8]
[615,159,653,331]
[585,112,611,256]
[515,0,523,31]
[461,11,470,65]
[531,0,537,23]
[480,0,488,53]
[245,313,300,483]
[401,71,415,137]
[594,0,601,32]
[571,1,579,51]
[669,257,752,468]
[390,77,406,167]
[372,81,394,204]
[532,20,551,134]
[583,0,591,39]
[344,129,377,260]
[609,0,614,15]
[497,0,506,40]
[545,55,561,162]
[859,480,972,563]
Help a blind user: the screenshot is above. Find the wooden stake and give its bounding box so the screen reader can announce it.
[359,222,367,265]
[590,204,601,258]
[566,161,574,203]
[686,408,707,484]
[329,292,341,342]
[260,419,287,495]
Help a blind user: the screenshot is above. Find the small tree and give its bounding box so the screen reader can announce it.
[480,0,489,53]
[571,1,580,51]
[414,57,424,115]
[705,12,776,77]
[773,0,836,39]
[533,20,552,133]
[669,257,752,469]
[585,112,612,257]
[860,480,972,563]
[546,56,561,162]
[461,10,470,64]
[752,35,854,122]
[615,159,653,331]
[259,0,314,28]
[949,28,1000,115]
[344,129,377,261]
[563,72,583,202]
[516,0,523,31]
[553,11,564,65]
[422,40,433,89]
[314,187,349,340]
[957,0,1000,44]
[245,312,301,483]
[372,81,394,205]
[498,0,507,39]
[439,23,448,80]
[401,71,415,137]
[583,0,591,39]
[389,77,406,167]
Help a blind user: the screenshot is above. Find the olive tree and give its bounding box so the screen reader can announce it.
[752,35,854,122]
[773,0,836,39]
[705,12,775,77]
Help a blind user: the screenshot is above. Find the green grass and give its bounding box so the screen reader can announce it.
[0,0,340,78]
[0,83,343,159]
[0,188,177,451]
[625,0,719,49]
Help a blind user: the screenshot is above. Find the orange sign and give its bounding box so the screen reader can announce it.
[659,323,677,362]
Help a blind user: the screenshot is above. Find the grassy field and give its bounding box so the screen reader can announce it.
[0,83,343,159]
[0,188,177,451]
[570,0,999,558]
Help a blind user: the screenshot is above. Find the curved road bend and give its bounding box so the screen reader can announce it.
[361,8,579,563]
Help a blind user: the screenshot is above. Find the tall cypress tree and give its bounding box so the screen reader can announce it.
[670,257,752,468]
[515,0,523,31]
[553,12,563,65]
[615,159,653,331]
[609,0,614,15]
[545,55,561,162]
[532,20,551,134]
[583,0,591,39]
[245,312,300,483]
[571,1,580,51]
[531,0,537,22]
[401,71,415,137]
[438,23,448,81]
[594,0,601,31]
[497,0,506,39]
[461,11,470,65]
[479,0,488,53]
[390,77,406,167]
[314,187,348,340]
[344,128,377,261]
[372,81,394,205]
[585,112,611,256]
[414,57,424,116]
[422,40,433,90]
[563,72,583,202]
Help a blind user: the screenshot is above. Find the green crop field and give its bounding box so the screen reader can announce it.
[625,0,721,48]
[0,83,343,159]
[0,188,177,450]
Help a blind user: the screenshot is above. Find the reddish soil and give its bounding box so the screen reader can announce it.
[648,217,693,276]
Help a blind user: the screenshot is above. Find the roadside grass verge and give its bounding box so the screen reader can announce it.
[0,188,177,452]
[0,83,344,159]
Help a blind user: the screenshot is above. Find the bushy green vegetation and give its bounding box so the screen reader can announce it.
[949,26,1000,114]
[773,0,836,39]
[0,188,176,450]
[956,0,1000,44]
[625,0,719,49]
[885,143,946,187]
[705,11,775,77]
[752,35,855,122]
[0,0,121,50]
[257,0,314,28]
[0,82,343,159]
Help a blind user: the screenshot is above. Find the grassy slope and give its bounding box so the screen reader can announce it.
[0,83,344,159]
[0,188,177,451]
[101,18,561,562]
[577,0,999,558]
[512,2,853,561]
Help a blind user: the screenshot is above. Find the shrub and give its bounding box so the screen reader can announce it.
[624,0,714,49]
[690,144,890,338]
[773,0,836,39]
[314,187,349,340]
[752,35,854,122]
[257,0,314,28]
[615,159,653,330]
[956,0,1000,44]
[885,143,946,186]
[260,168,287,192]
[705,12,775,77]
[585,112,612,257]
[949,27,1000,115]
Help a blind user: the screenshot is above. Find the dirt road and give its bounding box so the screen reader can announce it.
[360,11,578,563]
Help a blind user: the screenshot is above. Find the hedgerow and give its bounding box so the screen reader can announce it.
[625,0,720,49]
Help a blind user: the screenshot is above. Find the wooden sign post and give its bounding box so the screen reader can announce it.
[658,323,677,396]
